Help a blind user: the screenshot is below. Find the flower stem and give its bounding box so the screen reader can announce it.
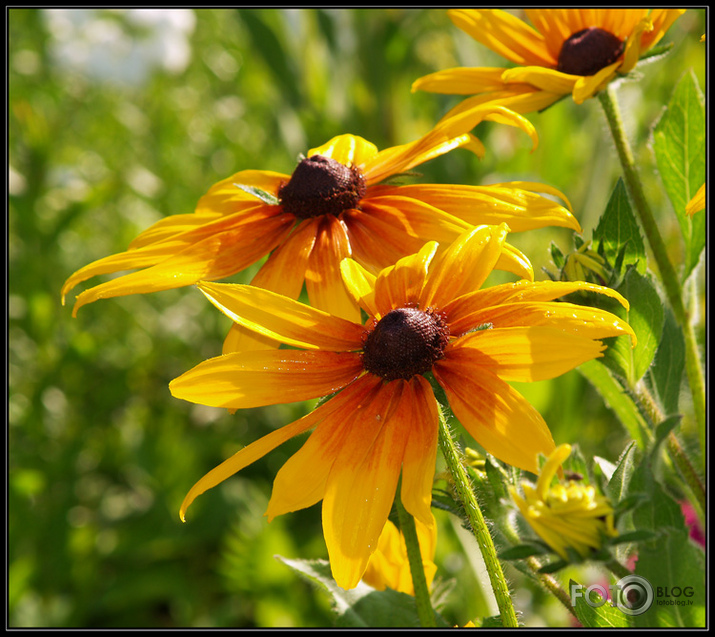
[598,87,706,460]
[437,409,518,627]
[395,489,436,628]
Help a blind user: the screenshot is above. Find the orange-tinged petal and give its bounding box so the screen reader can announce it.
[266,375,383,520]
[68,212,294,316]
[433,359,555,473]
[400,375,440,527]
[422,224,510,308]
[169,350,363,410]
[180,375,378,522]
[448,327,607,382]
[619,17,652,74]
[448,9,556,67]
[443,279,630,327]
[495,243,534,282]
[436,89,563,120]
[309,134,379,168]
[369,183,579,233]
[342,207,427,275]
[641,9,685,51]
[339,258,380,318]
[195,170,289,215]
[323,380,413,589]
[360,197,473,247]
[685,183,705,217]
[221,218,320,355]
[448,301,636,346]
[198,281,364,351]
[128,211,224,250]
[373,241,438,317]
[306,215,361,322]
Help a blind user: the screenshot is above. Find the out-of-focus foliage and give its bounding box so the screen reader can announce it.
[8,8,705,628]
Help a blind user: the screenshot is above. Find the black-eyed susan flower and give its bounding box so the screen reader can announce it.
[510,444,618,561]
[413,9,685,116]
[169,225,635,589]
[362,516,437,595]
[686,183,705,217]
[62,104,581,352]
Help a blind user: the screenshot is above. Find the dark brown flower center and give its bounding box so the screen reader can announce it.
[362,307,450,381]
[557,27,625,77]
[278,154,367,219]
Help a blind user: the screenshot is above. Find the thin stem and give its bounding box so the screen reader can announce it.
[395,489,436,628]
[606,559,632,581]
[598,87,705,456]
[525,556,578,619]
[437,409,518,627]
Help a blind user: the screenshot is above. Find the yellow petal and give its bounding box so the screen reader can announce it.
[323,381,412,589]
[448,327,606,382]
[448,301,637,347]
[502,66,579,94]
[412,67,510,95]
[399,376,440,528]
[169,350,364,410]
[306,215,361,322]
[198,281,364,351]
[374,241,438,316]
[195,170,289,215]
[572,62,619,103]
[309,134,379,168]
[339,258,380,318]
[433,359,555,473]
[685,183,705,217]
[422,224,511,308]
[180,375,377,522]
[448,9,555,67]
[266,374,383,519]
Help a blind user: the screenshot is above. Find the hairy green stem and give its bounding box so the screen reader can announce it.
[598,87,705,458]
[437,409,518,627]
[395,489,436,628]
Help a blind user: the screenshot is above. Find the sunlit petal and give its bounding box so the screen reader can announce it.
[310,134,379,168]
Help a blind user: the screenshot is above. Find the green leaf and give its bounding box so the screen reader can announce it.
[233,183,280,205]
[578,361,648,448]
[646,308,685,416]
[276,556,449,628]
[599,268,664,387]
[570,579,631,628]
[593,178,646,278]
[652,70,706,280]
[498,544,548,561]
[606,441,639,505]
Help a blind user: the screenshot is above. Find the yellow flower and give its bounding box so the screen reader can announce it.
[685,183,705,216]
[61,104,580,354]
[413,9,685,116]
[169,225,635,589]
[510,444,618,561]
[362,516,437,595]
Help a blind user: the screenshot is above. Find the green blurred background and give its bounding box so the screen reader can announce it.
[8,8,705,628]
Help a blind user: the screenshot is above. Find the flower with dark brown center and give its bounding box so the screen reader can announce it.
[557,27,625,77]
[278,154,367,220]
[362,307,450,381]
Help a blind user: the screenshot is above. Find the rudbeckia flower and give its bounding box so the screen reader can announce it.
[362,516,437,595]
[61,104,580,352]
[510,444,618,561]
[413,9,685,116]
[169,224,635,589]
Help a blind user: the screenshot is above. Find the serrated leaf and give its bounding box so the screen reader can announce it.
[570,579,631,627]
[652,70,706,280]
[276,556,450,628]
[606,441,639,504]
[593,179,646,278]
[600,268,664,387]
[646,309,685,416]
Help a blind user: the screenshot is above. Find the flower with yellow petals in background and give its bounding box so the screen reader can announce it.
[61,102,581,353]
[413,9,685,118]
[169,225,635,589]
[510,444,618,561]
[686,183,705,217]
[362,516,437,596]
